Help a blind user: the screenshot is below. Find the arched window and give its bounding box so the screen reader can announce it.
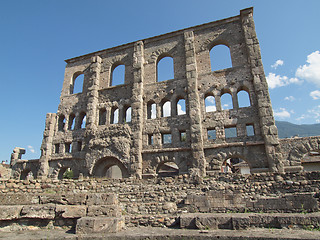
[210,44,232,71]
[79,112,86,129]
[58,115,65,131]
[111,64,125,86]
[99,108,106,125]
[205,95,216,112]
[72,73,84,94]
[147,101,156,119]
[162,101,171,117]
[157,56,174,82]
[68,114,75,130]
[221,92,233,110]
[177,98,186,115]
[237,90,251,108]
[124,106,132,123]
[111,108,119,124]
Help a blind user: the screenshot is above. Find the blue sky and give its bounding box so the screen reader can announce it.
[0,0,319,162]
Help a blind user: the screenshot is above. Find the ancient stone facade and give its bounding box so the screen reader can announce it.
[11,8,302,180]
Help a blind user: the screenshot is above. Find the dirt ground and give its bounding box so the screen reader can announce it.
[1,227,320,240]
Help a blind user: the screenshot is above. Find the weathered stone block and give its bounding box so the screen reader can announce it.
[56,205,87,218]
[180,213,232,229]
[87,205,122,217]
[86,193,118,205]
[76,216,125,234]
[0,205,23,220]
[231,215,250,230]
[20,204,56,219]
[40,193,87,205]
[0,193,39,205]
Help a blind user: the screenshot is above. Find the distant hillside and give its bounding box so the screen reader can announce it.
[275,121,320,139]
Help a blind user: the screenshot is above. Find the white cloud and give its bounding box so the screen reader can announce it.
[296,114,307,122]
[27,145,35,153]
[284,96,295,101]
[163,101,171,117]
[307,105,320,119]
[296,105,320,123]
[205,105,216,112]
[296,51,320,87]
[271,59,284,69]
[310,90,320,100]
[177,103,186,115]
[266,73,303,89]
[273,108,291,119]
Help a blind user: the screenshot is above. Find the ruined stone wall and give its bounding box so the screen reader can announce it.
[279,136,320,172]
[0,172,319,228]
[11,8,284,180]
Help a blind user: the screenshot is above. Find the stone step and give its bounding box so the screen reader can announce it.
[0,204,122,220]
[76,216,125,234]
[180,212,320,230]
[0,192,118,205]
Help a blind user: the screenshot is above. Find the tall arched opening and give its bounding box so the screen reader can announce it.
[92,157,129,179]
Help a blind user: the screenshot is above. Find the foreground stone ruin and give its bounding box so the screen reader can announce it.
[2,7,320,239]
[1,172,320,238]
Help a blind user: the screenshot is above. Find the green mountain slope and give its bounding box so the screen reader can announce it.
[275,121,320,139]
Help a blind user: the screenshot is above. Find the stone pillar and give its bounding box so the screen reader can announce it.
[130,41,145,179]
[38,113,56,179]
[86,56,101,129]
[10,147,26,167]
[240,8,284,173]
[184,31,206,178]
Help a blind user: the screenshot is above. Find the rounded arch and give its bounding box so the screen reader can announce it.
[147,100,156,119]
[220,90,233,110]
[68,113,76,130]
[176,96,186,115]
[237,86,251,108]
[209,43,232,71]
[57,167,73,180]
[287,140,319,166]
[76,112,86,129]
[20,169,35,180]
[161,99,171,117]
[124,106,132,123]
[110,62,125,86]
[71,71,84,94]
[204,93,216,112]
[58,114,66,131]
[110,107,119,124]
[157,54,174,82]
[92,157,129,179]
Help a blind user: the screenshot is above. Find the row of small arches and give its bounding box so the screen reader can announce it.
[71,44,232,94]
[147,98,186,119]
[99,106,132,125]
[205,89,251,112]
[58,89,250,131]
[58,112,86,131]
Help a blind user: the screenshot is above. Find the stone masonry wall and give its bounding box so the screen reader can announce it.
[1,172,319,227]
[10,7,284,181]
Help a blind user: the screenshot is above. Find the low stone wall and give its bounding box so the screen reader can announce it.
[0,172,320,229]
[0,193,124,233]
